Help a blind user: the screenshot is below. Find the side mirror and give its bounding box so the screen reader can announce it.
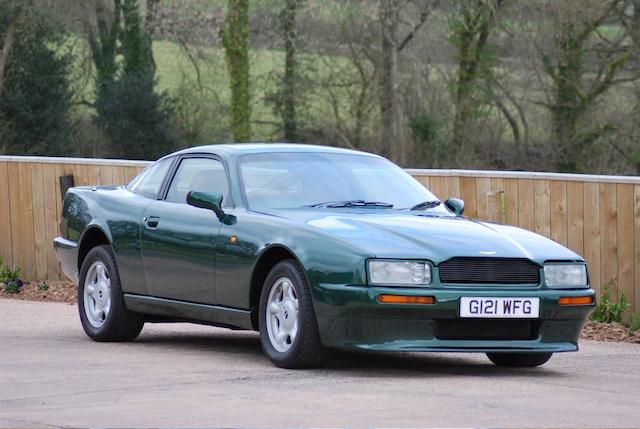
[187,191,225,221]
[444,197,465,216]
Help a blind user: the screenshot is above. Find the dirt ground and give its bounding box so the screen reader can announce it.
[2,280,639,343]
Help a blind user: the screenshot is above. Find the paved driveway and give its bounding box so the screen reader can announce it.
[1,299,639,428]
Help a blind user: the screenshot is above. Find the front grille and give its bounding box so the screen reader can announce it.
[438,257,540,284]
[435,319,538,340]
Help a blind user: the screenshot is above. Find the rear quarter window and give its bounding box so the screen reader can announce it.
[128,157,173,199]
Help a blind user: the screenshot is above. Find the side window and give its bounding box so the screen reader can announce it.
[165,158,229,205]
[128,157,173,199]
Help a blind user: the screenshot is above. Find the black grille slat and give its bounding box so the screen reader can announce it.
[438,257,540,284]
[435,319,538,340]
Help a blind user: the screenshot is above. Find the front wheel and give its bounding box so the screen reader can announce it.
[78,245,144,342]
[258,259,329,368]
[486,352,553,368]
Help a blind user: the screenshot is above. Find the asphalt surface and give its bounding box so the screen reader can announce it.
[1,299,639,428]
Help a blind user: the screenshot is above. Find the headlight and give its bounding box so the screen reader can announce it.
[544,264,588,288]
[368,260,431,286]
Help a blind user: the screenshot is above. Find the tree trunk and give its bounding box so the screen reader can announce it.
[0,0,21,101]
[145,0,160,72]
[549,27,584,172]
[378,0,399,161]
[221,0,251,142]
[281,0,298,141]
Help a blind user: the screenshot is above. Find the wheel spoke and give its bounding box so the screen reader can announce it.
[85,283,96,296]
[97,264,107,282]
[281,281,290,300]
[269,301,280,314]
[276,330,288,345]
[286,283,296,301]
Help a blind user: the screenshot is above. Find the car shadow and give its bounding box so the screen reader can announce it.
[132,326,566,378]
[323,348,564,378]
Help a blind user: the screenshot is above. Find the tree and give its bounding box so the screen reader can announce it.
[0,3,74,155]
[536,0,637,172]
[449,0,507,159]
[376,0,433,164]
[88,0,174,159]
[281,0,300,141]
[0,0,20,100]
[221,0,251,142]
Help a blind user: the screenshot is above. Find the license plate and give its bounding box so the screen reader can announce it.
[459,297,540,318]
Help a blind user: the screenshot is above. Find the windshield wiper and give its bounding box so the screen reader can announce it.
[408,200,441,210]
[304,199,394,208]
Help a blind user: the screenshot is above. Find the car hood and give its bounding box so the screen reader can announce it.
[261,209,583,265]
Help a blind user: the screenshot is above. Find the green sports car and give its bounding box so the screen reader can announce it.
[54,144,595,368]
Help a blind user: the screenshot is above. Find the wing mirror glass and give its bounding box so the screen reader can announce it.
[187,191,226,221]
[444,197,465,216]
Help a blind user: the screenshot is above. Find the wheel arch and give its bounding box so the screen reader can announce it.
[77,225,113,271]
[249,244,307,330]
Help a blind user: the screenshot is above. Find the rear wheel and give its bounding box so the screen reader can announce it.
[78,245,144,342]
[259,259,329,368]
[486,352,553,368]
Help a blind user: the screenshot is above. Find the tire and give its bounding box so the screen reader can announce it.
[258,259,329,369]
[486,352,553,368]
[78,245,144,342]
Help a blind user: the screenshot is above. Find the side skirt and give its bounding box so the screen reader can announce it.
[124,294,254,330]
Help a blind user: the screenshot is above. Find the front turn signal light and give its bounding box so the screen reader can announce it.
[377,294,435,304]
[559,296,594,305]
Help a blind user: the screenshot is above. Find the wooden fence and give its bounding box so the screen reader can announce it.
[1,156,639,316]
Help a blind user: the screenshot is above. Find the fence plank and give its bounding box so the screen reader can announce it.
[0,162,13,266]
[444,176,461,199]
[74,164,89,186]
[475,177,492,220]
[583,182,601,295]
[567,181,584,256]
[617,184,634,315]
[99,165,114,185]
[550,180,568,246]
[503,178,519,226]
[635,185,640,318]
[43,164,60,280]
[518,179,534,231]
[18,163,35,280]
[429,176,446,200]
[112,165,126,186]
[7,163,23,272]
[30,163,48,280]
[460,177,477,218]
[534,180,551,238]
[88,165,101,186]
[490,178,505,223]
[600,183,618,300]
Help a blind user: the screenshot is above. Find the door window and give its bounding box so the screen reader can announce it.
[165,157,230,204]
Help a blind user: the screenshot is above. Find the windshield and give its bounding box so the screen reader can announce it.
[238,152,447,212]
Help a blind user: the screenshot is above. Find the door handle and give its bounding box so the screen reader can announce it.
[146,216,160,228]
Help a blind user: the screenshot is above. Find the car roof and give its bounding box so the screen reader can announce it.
[168,143,381,159]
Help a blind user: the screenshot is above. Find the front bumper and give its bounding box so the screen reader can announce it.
[53,237,79,284]
[313,284,594,352]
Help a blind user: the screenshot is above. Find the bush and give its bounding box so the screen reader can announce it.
[95,74,175,160]
[0,257,22,293]
[590,284,629,324]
